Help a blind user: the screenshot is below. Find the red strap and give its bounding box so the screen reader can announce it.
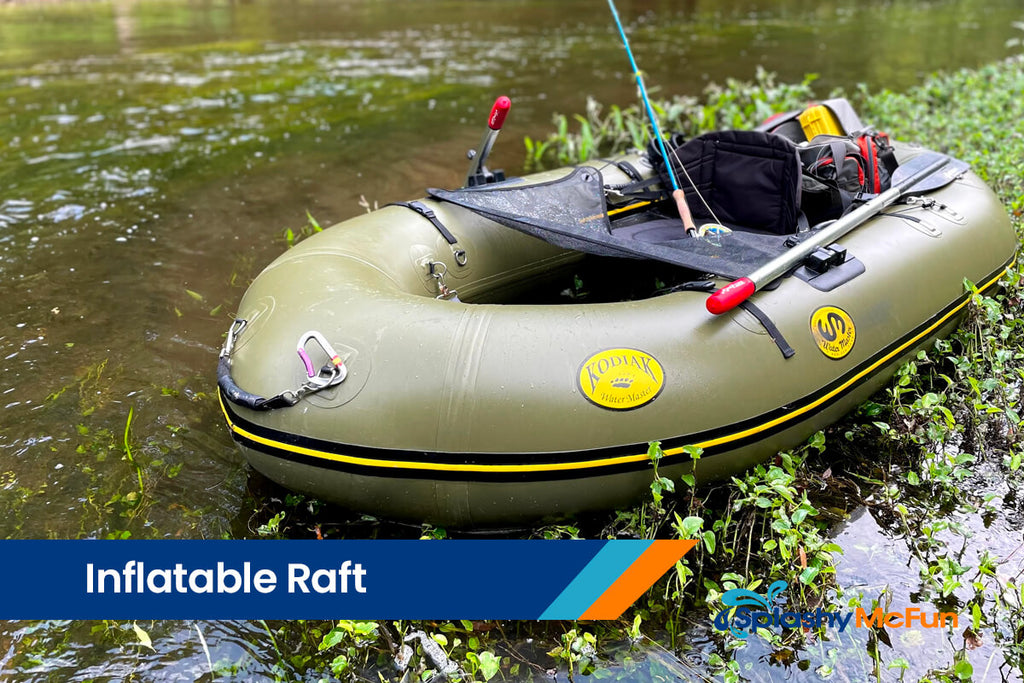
[857,136,881,193]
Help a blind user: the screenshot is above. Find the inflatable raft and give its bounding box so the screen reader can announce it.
[218,115,1016,526]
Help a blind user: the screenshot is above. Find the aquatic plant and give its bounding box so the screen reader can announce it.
[524,68,817,171]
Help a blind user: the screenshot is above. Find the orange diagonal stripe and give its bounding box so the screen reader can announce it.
[579,539,698,620]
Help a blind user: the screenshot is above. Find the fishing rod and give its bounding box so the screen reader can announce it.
[606,0,697,237]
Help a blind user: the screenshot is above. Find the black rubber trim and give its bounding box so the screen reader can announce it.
[218,356,294,411]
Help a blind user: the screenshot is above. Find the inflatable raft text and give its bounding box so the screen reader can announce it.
[577,348,665,410]
[85,560,368,595]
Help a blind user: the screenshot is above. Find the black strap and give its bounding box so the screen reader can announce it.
[594,158,644,182]
[392,200,458,245]
[880,210,922,223]
[614,176,668,201]
[879,144,899,176]
[863,136,879,192]
[738,301,796,359]
[796,212,810,232]
[656,280,715,295]
[614,159,643,181]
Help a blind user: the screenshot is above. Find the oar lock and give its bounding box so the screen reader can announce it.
[802,243,848,275]
[464,96,511,188]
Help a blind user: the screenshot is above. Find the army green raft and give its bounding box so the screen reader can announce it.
[218,129,1016,526]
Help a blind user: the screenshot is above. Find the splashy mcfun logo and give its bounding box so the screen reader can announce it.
[712,581,958,639]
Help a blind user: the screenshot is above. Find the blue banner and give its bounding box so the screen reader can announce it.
[0,540,692,620]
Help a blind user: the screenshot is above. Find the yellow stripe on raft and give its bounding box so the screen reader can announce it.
[580,201,653,224]
[608,201,651,217]
[664,262,1011,457]
[221,263,1012,474]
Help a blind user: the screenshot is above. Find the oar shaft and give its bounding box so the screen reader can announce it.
[706,156,949,314]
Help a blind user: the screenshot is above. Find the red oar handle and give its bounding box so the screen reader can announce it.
[488,96,511,130]
[706,278,755,315]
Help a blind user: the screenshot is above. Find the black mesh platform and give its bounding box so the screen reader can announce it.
[429,167,792,279]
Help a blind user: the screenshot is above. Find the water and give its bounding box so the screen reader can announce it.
[1,0,1023,679]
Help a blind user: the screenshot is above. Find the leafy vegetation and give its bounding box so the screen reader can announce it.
[512,54,1024,682]
[525,68,818,172]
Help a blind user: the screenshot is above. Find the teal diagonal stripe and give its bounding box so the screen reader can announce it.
[539,540,651,620]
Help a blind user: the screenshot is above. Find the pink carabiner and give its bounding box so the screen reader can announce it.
[296,330,343,379]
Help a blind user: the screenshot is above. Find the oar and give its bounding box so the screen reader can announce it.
[606,0,697,236]
[705,152,969,315]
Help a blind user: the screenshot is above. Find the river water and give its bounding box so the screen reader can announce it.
[1,0,1022,680]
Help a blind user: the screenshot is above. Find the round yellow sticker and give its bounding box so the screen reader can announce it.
[810,306,856,359]
[577,348,665,410]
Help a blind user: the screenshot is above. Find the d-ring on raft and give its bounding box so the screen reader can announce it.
[218,102,1016,527]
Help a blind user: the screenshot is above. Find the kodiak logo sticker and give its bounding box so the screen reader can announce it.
[810,306,856,359]
[578,348,664,410]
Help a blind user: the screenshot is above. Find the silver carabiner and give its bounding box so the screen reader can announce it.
[428,261,460,301]
[221,319,248,358]
[296,330,348,387]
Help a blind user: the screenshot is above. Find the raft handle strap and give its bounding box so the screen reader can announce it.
[392,201,458,245]
[737,301,796,359]
[218,356,301,411]
[610,175,668,202]
[392,200,468,266]
[594,157,643,182]
[650,282,793,357]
